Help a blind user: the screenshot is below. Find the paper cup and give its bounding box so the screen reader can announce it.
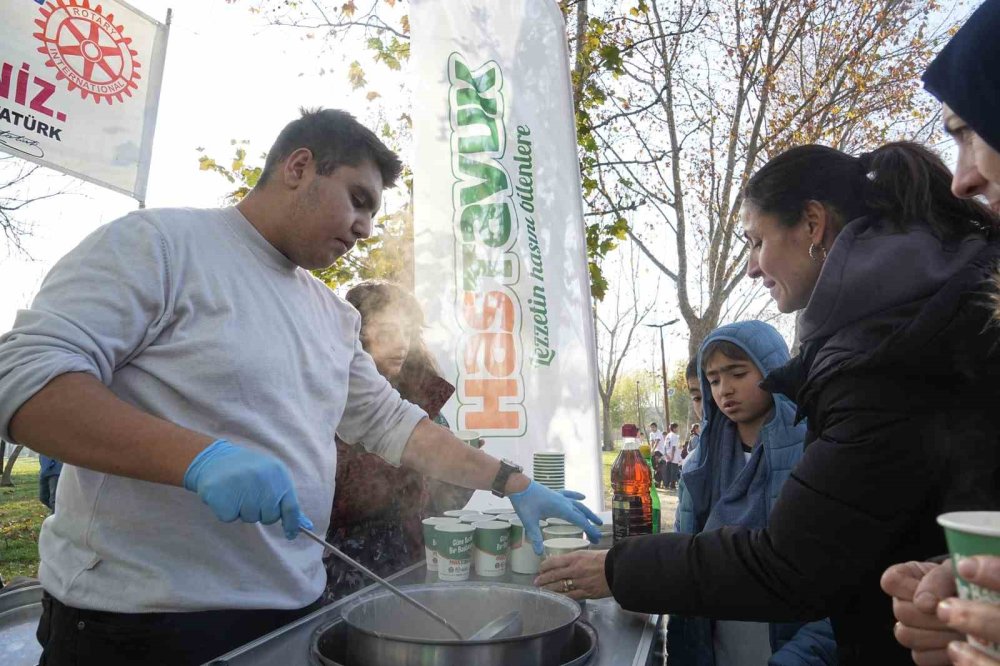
[545,517,572,526]
[454,429,483,448]
[459,513,492,524]
[421,517,459,571]
[443,509,480,518]
[483,506,514,516]
[472,520,511,577]
[543,524,584,540]
[508,517,549,574]
[436,523,475,581]
[496,513,519,523]
[937,512,1000,658]
[542,537,591,558]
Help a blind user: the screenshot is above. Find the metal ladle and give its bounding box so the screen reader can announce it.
[299,527,465,641]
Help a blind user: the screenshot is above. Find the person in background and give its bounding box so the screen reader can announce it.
[648,422,667,488]
[37,453,62,512]
[652,450,668,489]
[681,358,704,468]
[664,422,681,490]
[649,422,665,458]
[883,4,1000,665]
[667,320,836,665]
[534,139,1000,664]
[324,281,474,601]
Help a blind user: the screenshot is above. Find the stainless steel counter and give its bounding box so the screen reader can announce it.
[206,560,662,666]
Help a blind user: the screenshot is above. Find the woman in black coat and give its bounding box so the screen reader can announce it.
[536,141,1000,665]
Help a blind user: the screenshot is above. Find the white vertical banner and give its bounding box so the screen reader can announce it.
[0,0,170,201]
[412,0,603,510]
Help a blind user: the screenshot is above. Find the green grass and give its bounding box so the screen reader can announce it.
[1,455,46,582]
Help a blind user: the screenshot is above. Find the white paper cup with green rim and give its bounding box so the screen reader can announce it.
[542,537,591,559]
[543,524,584,540]
[472,520,512,577]
[546,517,572,526]
[421,517,459,571]
[442,509,480,518]
[436,522,475,582]
[496,513,519,523]
[454,429,483,449]
[508,517,549,574]
[937,511,1000,658]
[459,512,492,524]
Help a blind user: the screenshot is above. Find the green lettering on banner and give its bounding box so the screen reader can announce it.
[514,125,556,367]
[449,51,527,436]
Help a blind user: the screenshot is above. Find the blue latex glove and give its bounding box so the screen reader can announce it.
[509,481,603,555]
[183,439,313,540]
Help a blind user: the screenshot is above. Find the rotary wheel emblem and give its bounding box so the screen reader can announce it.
[33,0,143,105]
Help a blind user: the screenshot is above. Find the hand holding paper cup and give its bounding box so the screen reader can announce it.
[937,511,1000,658]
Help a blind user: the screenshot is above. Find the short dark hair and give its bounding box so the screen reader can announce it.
[258,108,403,189]
[701,340,752,369]
[743,142,996,241]
[649,422,658,428]
[686,357,698,379]
[669,422,679,430]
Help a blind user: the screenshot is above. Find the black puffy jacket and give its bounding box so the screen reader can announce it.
[604,218,1000,664]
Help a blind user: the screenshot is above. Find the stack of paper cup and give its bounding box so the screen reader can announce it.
[533,451,565,491]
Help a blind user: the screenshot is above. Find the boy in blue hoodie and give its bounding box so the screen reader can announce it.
[670,321,836,665]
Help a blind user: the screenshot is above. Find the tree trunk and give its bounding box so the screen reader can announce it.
[601,396,614,451]
[686,316,718,361]
[0,444,24,486]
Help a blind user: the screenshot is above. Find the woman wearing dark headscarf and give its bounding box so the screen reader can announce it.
[322,281,475,601]
[883,3,1000,664]
[536,139,1000,664]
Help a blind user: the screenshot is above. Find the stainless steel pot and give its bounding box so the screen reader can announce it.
[338,583,581,666]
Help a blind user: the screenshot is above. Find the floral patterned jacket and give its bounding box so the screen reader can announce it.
[323,374,474,602]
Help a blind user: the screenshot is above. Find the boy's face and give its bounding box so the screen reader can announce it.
[703,350,772,425]
[687,375,703,422]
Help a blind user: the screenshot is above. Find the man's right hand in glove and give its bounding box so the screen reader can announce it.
[183,439,312,540]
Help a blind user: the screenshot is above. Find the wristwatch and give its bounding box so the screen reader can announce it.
[491,459,523,498]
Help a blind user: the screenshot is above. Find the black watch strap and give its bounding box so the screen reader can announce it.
[491,459,523,498]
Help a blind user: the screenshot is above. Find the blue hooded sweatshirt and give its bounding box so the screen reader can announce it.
[668,321,837,666]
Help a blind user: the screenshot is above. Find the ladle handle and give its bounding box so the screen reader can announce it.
[299,527,465,641]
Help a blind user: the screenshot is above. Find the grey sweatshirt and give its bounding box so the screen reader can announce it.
[0,206,426,612]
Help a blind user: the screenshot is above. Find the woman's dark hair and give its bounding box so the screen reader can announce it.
[685,357,698,380]
[701,340,752,369]
[345,281,440,402]
[743,141,996,241]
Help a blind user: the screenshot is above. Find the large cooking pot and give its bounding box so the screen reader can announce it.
[338,582,581,666]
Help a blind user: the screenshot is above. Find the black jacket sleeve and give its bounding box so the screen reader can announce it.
[605,371,939,621]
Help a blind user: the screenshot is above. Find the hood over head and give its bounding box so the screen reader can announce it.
[923,0,1000,153]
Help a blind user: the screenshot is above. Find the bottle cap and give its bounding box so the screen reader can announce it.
[621,423,639,437]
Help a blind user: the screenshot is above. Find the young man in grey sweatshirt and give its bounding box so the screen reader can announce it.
[0,108,600,665]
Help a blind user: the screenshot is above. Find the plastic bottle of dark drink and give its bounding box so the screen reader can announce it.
[611,423,653,542]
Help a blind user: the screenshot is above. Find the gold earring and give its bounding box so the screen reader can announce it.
[808,243,827,262]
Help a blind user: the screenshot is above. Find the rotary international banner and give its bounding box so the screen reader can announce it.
[0,0,169,200]
[412,0,604,508]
